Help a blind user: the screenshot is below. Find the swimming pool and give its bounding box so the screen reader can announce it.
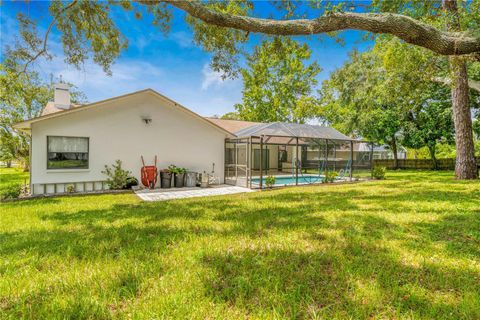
[251,175,326,186]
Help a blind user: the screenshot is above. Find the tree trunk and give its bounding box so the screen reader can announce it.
[6,160,12,168]
[391,137,399,169]
[443,0,478,179]
[450,58,478,179]
[428,144,438,170]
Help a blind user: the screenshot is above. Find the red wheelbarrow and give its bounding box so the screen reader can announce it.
[141,156,158,189]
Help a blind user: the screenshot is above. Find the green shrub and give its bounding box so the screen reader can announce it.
[102,160,132,190]
[66,184,75,193]
[1,183,22,200]
[125,176,139,189]
[323,171,338,183]
[372,166,387,180]
[265,175,276,188]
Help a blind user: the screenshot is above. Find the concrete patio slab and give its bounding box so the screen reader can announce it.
[135,184,254,201]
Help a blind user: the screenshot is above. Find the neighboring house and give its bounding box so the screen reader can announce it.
[14,85,368,194]
[357,144,407,160]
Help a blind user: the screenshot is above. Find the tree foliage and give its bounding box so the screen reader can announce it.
[0,58,86,168]
[6,1,479,82]
[235,37,321,123]
[319,40,457,166]
[401,85,455,168]
[220,112,241,120]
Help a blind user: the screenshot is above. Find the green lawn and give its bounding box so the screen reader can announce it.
[0,168,479,319]
[0,167,29,190]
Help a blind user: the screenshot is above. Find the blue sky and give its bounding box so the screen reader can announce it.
[1,1,372,117]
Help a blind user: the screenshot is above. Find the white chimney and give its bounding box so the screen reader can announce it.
[54,83,71,109]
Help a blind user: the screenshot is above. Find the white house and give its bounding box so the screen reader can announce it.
[14,86,233,194]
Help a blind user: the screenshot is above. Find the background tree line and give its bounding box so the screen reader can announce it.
[319,37,480,169]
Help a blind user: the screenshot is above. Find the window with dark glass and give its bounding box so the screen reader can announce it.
[47,136,89,169]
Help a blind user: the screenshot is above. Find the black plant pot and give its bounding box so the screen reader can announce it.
[160,171,172,188]
[174,173,185,188]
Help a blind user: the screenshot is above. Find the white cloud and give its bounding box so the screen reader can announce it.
[169,31,194,48]
[201,64,230,90]
[34,49,164,102]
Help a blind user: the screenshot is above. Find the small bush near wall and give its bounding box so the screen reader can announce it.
[102,160,137,190]
[265,176,276,188]
[0,183,29,201]
[66,184,76,193]
[323,171,338,183]
[372,166,387,180]
[1,184,22,200]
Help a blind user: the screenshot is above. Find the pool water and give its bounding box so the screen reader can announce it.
[251,175,325,186]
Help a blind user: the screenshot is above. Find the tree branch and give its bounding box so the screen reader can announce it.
[22,0,78,73]
[161,0,480,56]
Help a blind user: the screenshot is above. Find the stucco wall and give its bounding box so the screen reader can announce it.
[30,91,228,194]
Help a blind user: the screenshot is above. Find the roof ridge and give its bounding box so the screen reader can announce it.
[277,122,297,137]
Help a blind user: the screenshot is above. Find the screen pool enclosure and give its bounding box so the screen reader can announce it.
[224,122,373,189]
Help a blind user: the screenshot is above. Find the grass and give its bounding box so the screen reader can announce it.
[0,168,479,319]
[0,167,28,190]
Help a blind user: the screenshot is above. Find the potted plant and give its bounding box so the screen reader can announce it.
[160,168,172,188]
[169,165,187,188]
[185,171,197,187]
[125,176,139,189]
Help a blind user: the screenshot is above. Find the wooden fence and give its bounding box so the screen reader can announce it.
[373,158,480,170]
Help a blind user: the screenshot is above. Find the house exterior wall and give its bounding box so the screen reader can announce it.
[30,91,228,194]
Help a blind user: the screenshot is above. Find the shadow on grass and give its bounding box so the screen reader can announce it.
[411,212,480,259]
[0,222,201,259]
[201,241,480,319]
[1,197,61,207]
[2,173,479,318]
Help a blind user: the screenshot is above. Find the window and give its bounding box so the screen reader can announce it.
[47,136,89,169]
